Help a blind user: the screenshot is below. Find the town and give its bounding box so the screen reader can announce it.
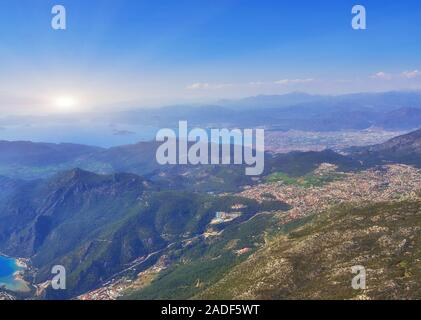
[77,163,421,300]
[239,163,421,224]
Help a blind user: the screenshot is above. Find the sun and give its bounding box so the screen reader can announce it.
[53,95,79,112]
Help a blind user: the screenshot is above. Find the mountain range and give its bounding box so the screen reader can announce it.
[107,91,421,131]
[1,91,420,150]
[0,167,287,299]
[0,128,420,299]
[347,128,421,167]
[196,199,421,299]
[1,128,420,181]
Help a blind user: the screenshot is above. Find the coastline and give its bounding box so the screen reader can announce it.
[0,254,31,293]
[12,270,31,293]
[15,258,29,269]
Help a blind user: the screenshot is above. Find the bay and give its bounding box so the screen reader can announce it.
[0,255,28,292]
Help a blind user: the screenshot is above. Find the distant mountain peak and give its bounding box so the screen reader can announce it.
[348,128,421,167]
[369,128,421,151]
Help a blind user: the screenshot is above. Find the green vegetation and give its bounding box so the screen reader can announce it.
[197,200,421,300]
[0,167,289,299]
[266,171,345,187]
[0,130,420,300]
[123,212,293,300]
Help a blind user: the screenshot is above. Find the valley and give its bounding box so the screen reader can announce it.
[1,0,421,304]
[265,128,408,153]
[241,163,421,223]
[75,163,421,300]
[0,127,420,300]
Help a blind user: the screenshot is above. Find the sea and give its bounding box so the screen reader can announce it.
[0,255,26,292]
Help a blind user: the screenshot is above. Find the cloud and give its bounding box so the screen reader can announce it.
[187,78,316,90]
[401,70,420,79]
[186,83,210,90]
[213,83,234,89]
[274,78,314,85]
[371,72,392,80]
[370,70,421,81]
[186,82,233,90]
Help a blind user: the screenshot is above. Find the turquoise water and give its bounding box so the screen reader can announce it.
[0,255,24,291]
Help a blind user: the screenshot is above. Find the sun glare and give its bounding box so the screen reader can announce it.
[53,95,79,112]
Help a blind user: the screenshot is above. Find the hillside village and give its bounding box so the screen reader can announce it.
[240,164,421,224]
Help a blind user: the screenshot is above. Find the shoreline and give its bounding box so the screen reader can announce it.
[0,254,32,293]
[12,270,31,293]
[15,258,29,269]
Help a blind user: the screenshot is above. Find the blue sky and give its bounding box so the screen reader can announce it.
[1,0,421,114]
